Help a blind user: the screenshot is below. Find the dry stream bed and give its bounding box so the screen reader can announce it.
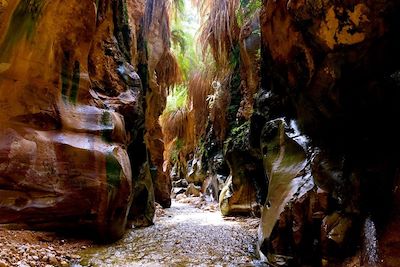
[1,198,263,266]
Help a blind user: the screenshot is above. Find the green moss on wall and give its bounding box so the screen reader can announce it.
[106,152,122,188]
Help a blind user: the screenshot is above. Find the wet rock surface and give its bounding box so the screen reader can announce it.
[220,121,266,216]
[255,0,400,264]
[81,200,262,266]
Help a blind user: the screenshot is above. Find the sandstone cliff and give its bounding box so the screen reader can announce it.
[0,0,153,241]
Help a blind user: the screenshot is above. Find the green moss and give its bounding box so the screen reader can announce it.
[112,0,131,61]
[226,45,242,129]
[60,52,71,102]
[237,0,262,27]
[101,111,113,127]
[170,138,184,163]
[70,60,80,104]
[60,53,81,104]
[106,153,122,188]
[224,121,250,153]
[0,0,46,60]
[101,111,113,142]
[198,138,206,156]
[229,44,241,69]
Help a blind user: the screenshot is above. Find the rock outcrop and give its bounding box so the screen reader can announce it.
[0,0,153,240]
[143,0,181,208]
[257,0,400,265]
[219,121,266,216]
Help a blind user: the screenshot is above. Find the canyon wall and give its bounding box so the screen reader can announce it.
[0,0,154,240]
[256,0,400,265]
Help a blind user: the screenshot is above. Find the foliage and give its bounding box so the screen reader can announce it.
[170,0,185,23]
[171,28,187,54]
[160,85,192,147]
[160,86,194,173]
[164,85,188,114]
[198,0,240,67]
[144,0,182,91]
[223,121,250,154]
[170,138,184,162]
[160,0,262,176]
[209,69,232,142]
[170,0,201,80]
[188,69,212,138]
[237,0,262,27]
[155,50,182,90]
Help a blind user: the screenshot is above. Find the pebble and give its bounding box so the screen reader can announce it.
[48,255,58,265]
[85,199,259,266]
[0,233,82,267]
[17,262,30,267]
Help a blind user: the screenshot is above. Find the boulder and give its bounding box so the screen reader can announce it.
[172,179,188,188]
[185,183,201,197]
[257,119,313,264]
[219,122,266,216]
[171,187,186,198]
[187,155,206,184]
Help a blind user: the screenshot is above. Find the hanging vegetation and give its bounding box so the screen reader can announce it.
[199,0,240,67]
[155,50,182,91]
[188,69,212,140]
[159,0,262,205]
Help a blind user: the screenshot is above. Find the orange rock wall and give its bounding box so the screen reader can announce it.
[0,0,151,240]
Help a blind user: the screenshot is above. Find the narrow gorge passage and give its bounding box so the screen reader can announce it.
[81,200,261,267]
[2,0,400,266]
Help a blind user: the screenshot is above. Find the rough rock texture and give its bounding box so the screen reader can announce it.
[219,122,266,216]
[238,11,260,121]
[142,0,175,208]
[258,0,400,265]
[0,0,153,240]
[0,229,92,267]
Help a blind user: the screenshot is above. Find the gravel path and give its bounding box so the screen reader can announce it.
[81,199,262,267]
[0,229,91,267]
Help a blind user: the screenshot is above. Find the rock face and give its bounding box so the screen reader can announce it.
[0,0,153,240]
[143,0,180,208]
[219,122,266,216]
[258,0,400,265]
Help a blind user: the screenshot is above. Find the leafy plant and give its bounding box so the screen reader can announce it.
[160,85,192,145]
[170,138,184,163]
[237,0,262,27]
[164,85,188,114]
[198,0,240,67]
[170,0,201,80]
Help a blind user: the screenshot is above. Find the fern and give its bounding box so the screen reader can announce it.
[164,85,188,114]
